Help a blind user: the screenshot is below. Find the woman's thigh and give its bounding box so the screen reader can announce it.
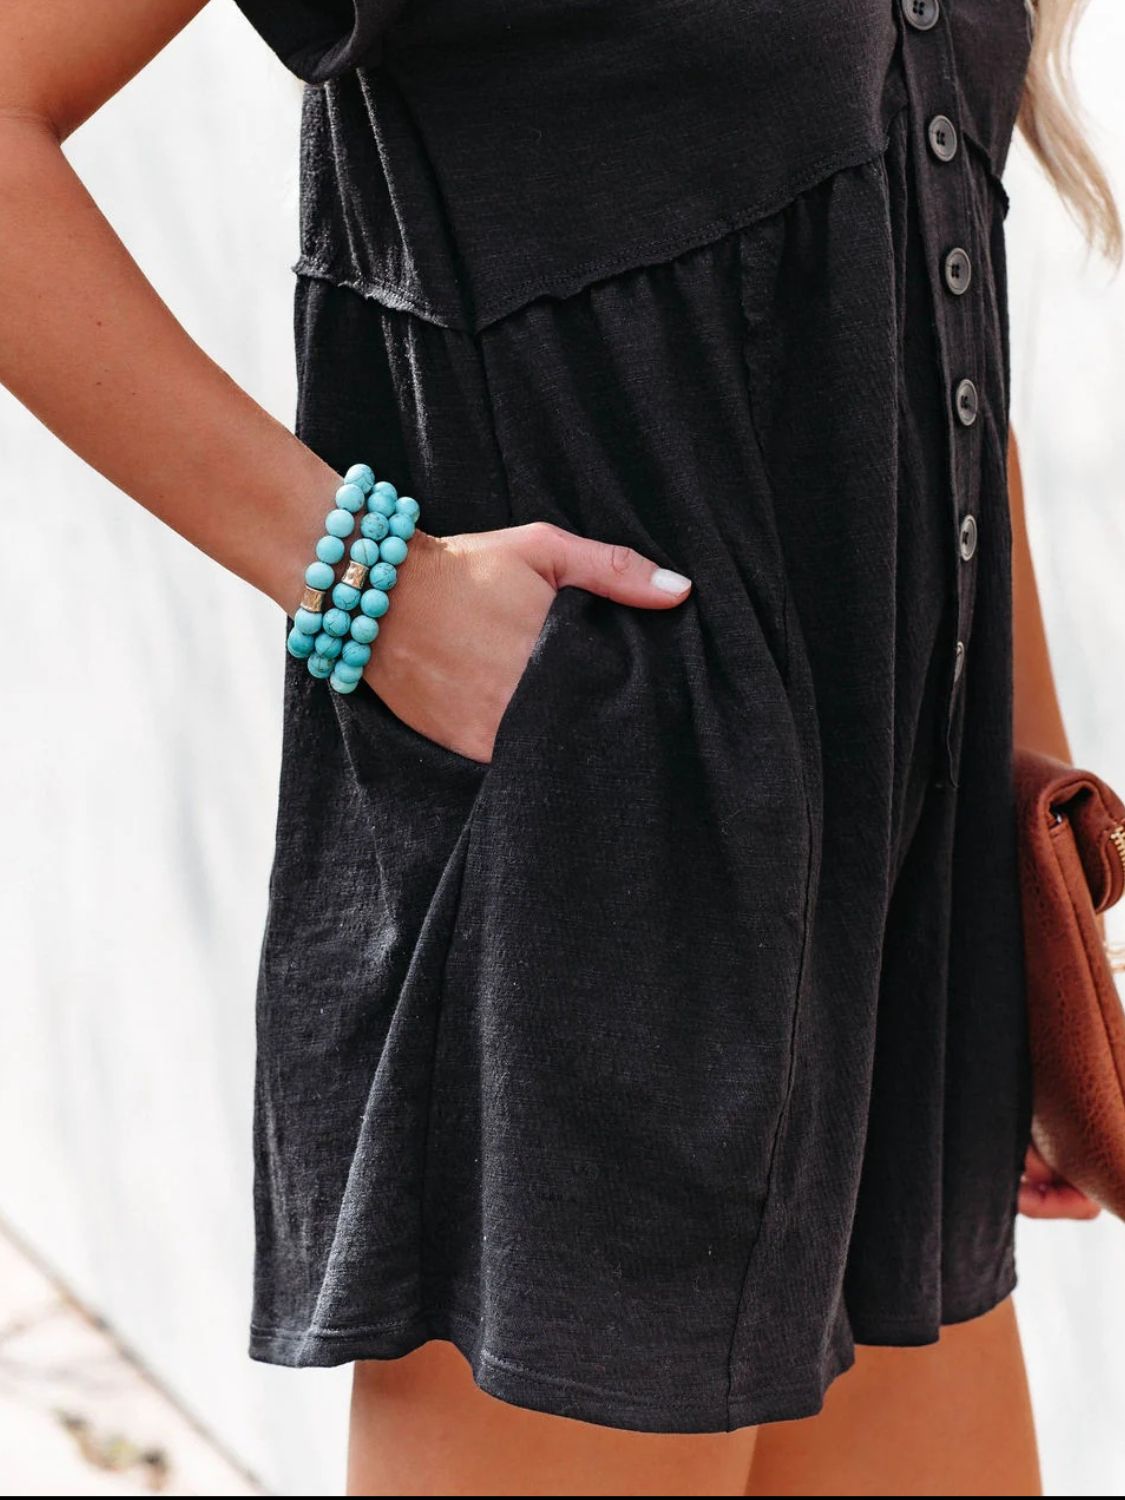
[347,1341,759,1497]
[745,1297,1040,1497]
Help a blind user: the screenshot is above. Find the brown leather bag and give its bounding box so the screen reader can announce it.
[1015,748,1125,1217]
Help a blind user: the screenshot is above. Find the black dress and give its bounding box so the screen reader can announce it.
[237,0,1033,1433]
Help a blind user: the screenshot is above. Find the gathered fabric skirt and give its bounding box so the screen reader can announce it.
[250,116,1030,1433]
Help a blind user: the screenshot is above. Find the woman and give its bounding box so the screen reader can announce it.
[0,0,1118,1493]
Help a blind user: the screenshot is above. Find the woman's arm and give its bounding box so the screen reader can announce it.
[0,0,338,610]
[1009,428,1099,1219]
[1010,429,1071,763]
[0,0,689,761]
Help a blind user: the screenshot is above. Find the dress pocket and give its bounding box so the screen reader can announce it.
[419,577,816,1375]
[487,586,574,770]
[339,585,569,775]
[343,675,491,782]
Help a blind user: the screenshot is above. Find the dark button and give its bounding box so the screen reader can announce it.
[902,0,941,31]
[954,377,979,427]
[953,640,966,683]
[959,513,978,561]
[927,114,958,162]
[943,247,973,296]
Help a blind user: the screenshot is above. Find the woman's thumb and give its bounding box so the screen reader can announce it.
[520,522,691,610]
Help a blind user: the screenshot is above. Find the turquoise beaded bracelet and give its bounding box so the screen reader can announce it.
[286,464,421,695]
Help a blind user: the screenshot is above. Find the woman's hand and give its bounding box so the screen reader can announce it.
[365,523,692,764]
[1018,1142,1101,1220]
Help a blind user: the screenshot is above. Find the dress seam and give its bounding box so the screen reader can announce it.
[723,736,818,1427]
[848,1269,1018,1340]
[469,323,518,528]
[293,256,448,325]
[249,1307,827,1415]
[296,118,909,334]
[415,804,487,1327]
[960,128,1013,215]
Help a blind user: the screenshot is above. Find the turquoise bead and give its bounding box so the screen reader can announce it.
[396,496,421,522]
[315,534,345,565]
[329,670,359,694]
[388,512,415,541]
[350,537,380,568]
[360,587,390,618]
[307,653,335,679]
[332,661,364,685]
[359,511,389,542]
[287,627,315,659]
[325,508,354,538]
[369,561,397,591]
[313,632,343,660]
[323,607,352,638]
[332,582,361,611]
[367,488,397,518]
[335,482,366,514]
[344,463,375,494]
[372,479,397,503]
[379,535,409,566]
[293,607,322,635]
[341,640,371,668]
[350,615,380,645]
[305,560,335,590]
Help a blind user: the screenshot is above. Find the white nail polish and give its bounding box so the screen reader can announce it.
[651,568,691,595]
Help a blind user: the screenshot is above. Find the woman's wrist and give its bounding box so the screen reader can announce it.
[277,465,426,691]
[265,468,440,623]
[259,465,345,618]
[360,529,449,678]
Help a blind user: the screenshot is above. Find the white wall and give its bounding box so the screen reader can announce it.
[0,8,348,1495]
[0,2,1123,1495]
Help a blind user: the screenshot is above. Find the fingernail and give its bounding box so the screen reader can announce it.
[652,568,691,595]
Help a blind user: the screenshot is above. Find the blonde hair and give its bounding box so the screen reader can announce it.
[1019,0,1122,261]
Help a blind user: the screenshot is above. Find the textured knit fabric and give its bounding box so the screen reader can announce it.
[237,0,1035,1432]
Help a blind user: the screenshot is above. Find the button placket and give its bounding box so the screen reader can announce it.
[896,0,983,782]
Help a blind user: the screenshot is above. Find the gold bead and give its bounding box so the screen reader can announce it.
[300,586,325,612]
[342,562,369,589]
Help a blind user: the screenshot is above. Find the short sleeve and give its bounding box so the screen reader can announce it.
[232,1,409,82]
